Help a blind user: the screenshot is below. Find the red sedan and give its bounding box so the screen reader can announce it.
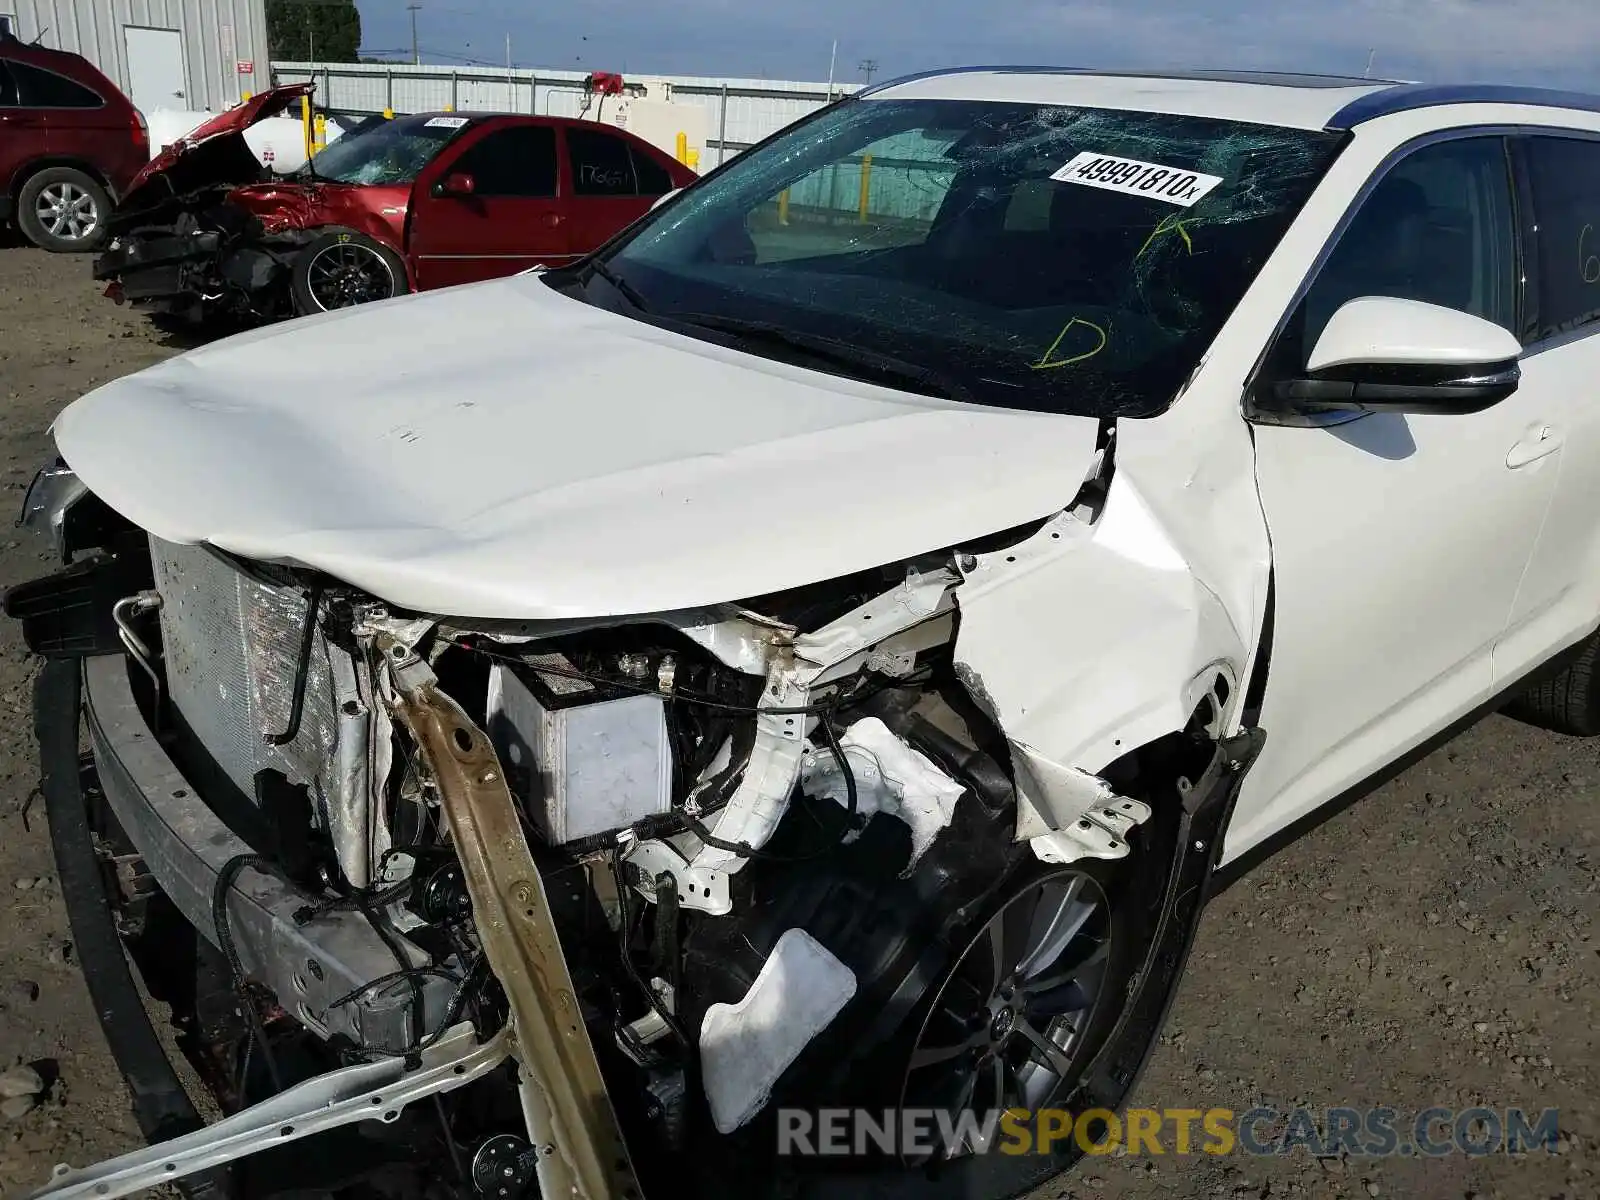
[94,84,696,320]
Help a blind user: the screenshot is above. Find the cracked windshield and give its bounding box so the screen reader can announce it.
[307,114,466,185]
[598,99,1341,415]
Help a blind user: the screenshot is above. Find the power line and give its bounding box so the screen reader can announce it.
[858,58,879,84]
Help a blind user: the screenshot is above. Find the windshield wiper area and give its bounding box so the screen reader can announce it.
[666,313,973,403]
[585,258,650,312]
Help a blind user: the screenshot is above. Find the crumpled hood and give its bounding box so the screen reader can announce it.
[52,273,1102,619]
[115,84,314,218]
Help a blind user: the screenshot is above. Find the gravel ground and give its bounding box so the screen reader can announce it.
[0,244,1593,1200]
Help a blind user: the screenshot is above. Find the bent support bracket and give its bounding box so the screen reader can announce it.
[384,639,642,1200]
[21,1026,512,1200]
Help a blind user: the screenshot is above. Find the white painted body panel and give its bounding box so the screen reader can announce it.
[51,84,1600,872]
[51,273,1101,619]
[1225,102,1600,862]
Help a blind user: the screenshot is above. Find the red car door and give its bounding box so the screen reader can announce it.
[0,58,48,197]
[560,124,681,255]
[406,118,573,290]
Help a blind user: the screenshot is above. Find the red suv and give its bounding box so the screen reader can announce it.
[0,34,148,251]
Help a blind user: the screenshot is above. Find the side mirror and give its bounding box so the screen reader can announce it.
[1265,296,1522,417]
[433,171,476,198]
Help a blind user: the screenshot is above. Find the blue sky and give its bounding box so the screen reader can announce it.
[355,0,1598,90]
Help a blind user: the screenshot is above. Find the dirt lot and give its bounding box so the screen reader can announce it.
[0,243,1594,1200]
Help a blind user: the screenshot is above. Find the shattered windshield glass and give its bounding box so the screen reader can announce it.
[594,99,1343,416]
[308,115,466,186]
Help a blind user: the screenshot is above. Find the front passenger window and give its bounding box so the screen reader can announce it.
[1299,137,1518,361]
[449,126,558,197]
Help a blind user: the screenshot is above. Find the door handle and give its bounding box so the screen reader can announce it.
[1507,424,1562,469]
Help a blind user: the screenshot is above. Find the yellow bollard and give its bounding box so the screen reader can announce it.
[242,91,253,102]
[778,189,790,226]
[383,107,394,119]
[675,131,688,165]
[686,147,700,171]
[300,95,312,162]
[858,154,873,222]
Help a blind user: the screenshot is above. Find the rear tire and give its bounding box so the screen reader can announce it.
[291,228,410,315]
[16,167,111,252]
[1502,630,1600,736]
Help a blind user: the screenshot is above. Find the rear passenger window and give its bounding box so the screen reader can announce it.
[1526,136,1600,341]
[567,129,639,196]
[9,60,102,108]
[1299,136,1517,360]
[631,148,674,196]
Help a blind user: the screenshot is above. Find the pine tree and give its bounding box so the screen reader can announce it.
[265,0,362,63]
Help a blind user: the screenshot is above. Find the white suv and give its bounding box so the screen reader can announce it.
[12,67,1599,1200]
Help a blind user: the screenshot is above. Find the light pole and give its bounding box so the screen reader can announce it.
[408,3,422,65]
[859,58,878,85]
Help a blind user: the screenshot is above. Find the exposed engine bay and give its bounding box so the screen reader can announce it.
[10,411,1265,1200]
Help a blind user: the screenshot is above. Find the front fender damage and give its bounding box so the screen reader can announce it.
[951,471,1249,860]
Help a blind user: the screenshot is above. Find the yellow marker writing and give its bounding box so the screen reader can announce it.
[1032,316,1108,370]
[1137,213,1193,261]
[1580,223,1600,285]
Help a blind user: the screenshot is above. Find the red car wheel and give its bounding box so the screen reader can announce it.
[291,228,411,315]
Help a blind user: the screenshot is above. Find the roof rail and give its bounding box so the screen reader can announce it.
[857,64,1409,100]
[1329,82,1600,127]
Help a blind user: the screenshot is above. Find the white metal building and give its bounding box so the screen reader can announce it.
[273,60,858,169]
[0,0,270,115]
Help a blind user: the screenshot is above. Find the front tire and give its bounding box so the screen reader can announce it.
[767,856,1147,1200]
[291,228,410,315]
[17,167,111,252]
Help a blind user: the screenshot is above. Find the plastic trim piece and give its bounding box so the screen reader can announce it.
[35,662,213,1140]
[20,1025,510,1200]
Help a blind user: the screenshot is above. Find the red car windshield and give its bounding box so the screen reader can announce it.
[309,115,470,185]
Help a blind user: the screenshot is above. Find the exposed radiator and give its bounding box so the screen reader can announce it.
[150,537,338,802]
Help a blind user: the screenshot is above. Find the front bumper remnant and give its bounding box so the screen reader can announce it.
[21,1025,512,1200]
[79,651,451,1049]
[33,659,226,1200]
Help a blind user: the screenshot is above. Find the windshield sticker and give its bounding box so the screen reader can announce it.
[1053,152,1224,208]
[425,116,470,129]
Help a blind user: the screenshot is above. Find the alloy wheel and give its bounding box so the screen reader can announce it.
[899,869,1114,1161]
[304,242,396,310]
[35,182,99,243]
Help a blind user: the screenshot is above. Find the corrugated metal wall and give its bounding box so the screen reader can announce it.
[272,61,858,166]
[5,0,270,112]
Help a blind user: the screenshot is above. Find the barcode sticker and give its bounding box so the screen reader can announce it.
[425,116,469,129]
[1052,152,1224,208]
